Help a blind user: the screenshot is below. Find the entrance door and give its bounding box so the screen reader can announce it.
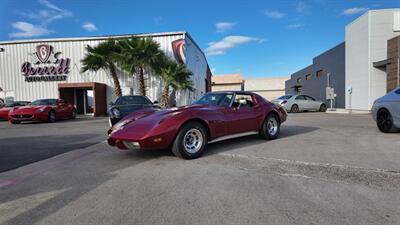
[85,90,94,115]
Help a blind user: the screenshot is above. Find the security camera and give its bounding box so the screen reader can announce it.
[0,48,4,52]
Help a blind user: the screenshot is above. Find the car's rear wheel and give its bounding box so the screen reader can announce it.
[259,113,280,140]
[10,120,20,124]
[48,110,56,123]
[70,109,77,119]
[319,104,327,112]
[290,104,299,113]
[377,109,396,133]
[172,122,207,159]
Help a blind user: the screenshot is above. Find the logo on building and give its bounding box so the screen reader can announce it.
[171,39,186,64]
[21,44,71,82]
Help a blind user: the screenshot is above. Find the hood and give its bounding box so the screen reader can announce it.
[109,104,216,139]
[12,105,47,114]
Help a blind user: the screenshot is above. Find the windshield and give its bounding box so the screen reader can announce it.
[31,99,57,106]
[193,93,233,106]
[116,96,152,105]
[278,95,292,100]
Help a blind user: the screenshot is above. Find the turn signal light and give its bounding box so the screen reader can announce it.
[153,137,162,143]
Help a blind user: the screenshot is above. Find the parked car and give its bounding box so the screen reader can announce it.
[0,101,31,120]
[272,94,327,113]
[8,99,76,124]
[371,88,400,133]
[108,95,159,126]
[107,91,287,159]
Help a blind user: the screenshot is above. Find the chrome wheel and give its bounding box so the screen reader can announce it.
[267,117,278,136]
[183,128,203,154]
[49,111,56,123]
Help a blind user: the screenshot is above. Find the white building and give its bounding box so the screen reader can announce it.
[346,9,400,111]
[245,77,288,100]
[0,31,212,116]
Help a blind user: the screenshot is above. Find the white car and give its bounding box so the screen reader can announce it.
[372,88,400,133]
[272,95,327,113]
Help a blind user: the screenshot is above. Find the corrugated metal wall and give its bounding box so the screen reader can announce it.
[0,33,208,107]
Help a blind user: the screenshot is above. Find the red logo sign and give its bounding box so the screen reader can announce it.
[36,44,53,63]
[171,39,186,64]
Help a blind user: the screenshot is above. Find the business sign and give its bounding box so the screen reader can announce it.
[21,44,71,82]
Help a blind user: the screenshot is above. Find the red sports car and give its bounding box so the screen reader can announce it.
[0,101,31,120]
[9,99,77,124]
[108,91,287,159]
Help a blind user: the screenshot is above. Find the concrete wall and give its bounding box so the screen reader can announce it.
[212,84,243,91]
[245,77,288,100]
[346,9,400,110]
[286,42,346,108]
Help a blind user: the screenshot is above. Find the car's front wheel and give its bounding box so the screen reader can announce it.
[259,113,280,140]
[377,109,396,133]
[172,122,207,159]
[290,104,299,113]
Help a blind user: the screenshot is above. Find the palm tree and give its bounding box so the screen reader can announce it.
[81,39,122,97]
[159,59,194,108]
[117,37,164,96]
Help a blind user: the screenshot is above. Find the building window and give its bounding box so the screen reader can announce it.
[305,74,311,80]
[297,77,302,83]
[316,70,323,78]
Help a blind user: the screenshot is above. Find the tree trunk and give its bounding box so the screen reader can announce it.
[110,64,122,97]
[138,66,146,96]
[160,85,170,108]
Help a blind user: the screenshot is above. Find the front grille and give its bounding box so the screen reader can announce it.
[12,114,32,119]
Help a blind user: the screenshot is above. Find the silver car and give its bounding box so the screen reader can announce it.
[371,88,400,133]
[272,94,327,113]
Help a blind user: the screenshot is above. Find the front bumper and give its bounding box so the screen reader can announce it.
[9,112,48,122]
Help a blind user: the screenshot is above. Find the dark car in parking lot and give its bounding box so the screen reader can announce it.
[108,95,159,126]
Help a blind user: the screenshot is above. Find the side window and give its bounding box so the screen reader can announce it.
[305,96,315,101]
[219,94,233,107]
[232,94,254,108]
[295,95,306,100]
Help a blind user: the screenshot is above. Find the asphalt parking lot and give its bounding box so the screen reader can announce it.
[0,113,399,225]
[0,117,108,172]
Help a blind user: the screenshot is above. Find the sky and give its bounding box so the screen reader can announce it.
[1,0,400,78]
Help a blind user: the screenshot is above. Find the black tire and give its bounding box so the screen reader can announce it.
[172,122,207,159]
[290,104,299,113]
[377,109,396,133]
[319,104,327,112]
[70,108,77,119]
[48,110,56,123]
[10,120,21,124]
[259,113,281,140]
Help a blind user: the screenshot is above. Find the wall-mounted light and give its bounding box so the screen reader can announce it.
[0,48,4,52]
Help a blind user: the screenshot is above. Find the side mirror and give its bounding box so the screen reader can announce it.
[109,101,115,106]
[153,100,159,104]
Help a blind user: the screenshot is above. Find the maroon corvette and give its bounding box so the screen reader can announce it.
[108,91,287,159]
[8,99,77,124]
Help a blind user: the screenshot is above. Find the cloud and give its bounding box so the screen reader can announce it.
[215,22,236,33]
[10,0,73,38]
[205,35,264,55]
[295,1,308,13]
[82,22,97,31]
[341,7,369,16]
[288,23,305,29]
[9,22,52,38]
[264,10,286,19]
